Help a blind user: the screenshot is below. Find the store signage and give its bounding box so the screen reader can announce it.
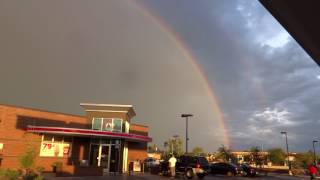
[103,118,113,131]
[40,142,70,157]
[0,143,3,150]
[40,142,56,157]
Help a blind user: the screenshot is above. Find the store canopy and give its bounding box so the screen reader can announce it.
[26,125,152,142]
[80,103,136,120]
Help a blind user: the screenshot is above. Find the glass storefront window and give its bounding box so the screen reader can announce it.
[40,135,71,157]
[113,119,122,132]
[102,118,113,131]
[92,118,103,130]
[43,135,54,142]
[92,118,123,132]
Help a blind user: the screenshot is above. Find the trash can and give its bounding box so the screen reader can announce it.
[128,161,134,174]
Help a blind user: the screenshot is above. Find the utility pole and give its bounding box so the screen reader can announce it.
[313,140,318,165]
[181,114,193,154]
[281,131,292,175]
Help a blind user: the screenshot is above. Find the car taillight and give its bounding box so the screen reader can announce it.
[196,163,201,168]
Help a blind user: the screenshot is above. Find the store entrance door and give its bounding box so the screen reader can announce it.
[89,144,111,173]
[100,145,110,174]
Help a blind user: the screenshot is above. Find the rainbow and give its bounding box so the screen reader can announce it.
[129,0,231,148]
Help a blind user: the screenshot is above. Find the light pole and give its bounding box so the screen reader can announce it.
[181,114,193,154]
[313,140,318,165]
[281,131,291,175]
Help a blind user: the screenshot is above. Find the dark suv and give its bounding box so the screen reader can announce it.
[176,155,210,179]
[211,162,242,176]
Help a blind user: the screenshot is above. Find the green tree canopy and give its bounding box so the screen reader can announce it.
[250,146,265,166]
[148,144,159,153]
[19,146,36,169]
[217,145,237,163]
[268,148,286,165]
[162,138,184,159]
[292,151,314,169]
[192,147,205,156]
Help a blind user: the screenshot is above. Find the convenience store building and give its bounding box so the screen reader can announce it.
[0,103,152,176]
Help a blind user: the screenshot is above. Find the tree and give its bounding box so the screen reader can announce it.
[192,147,205,156]
[292,151,313,169]
[268,148,286,165]
[168,138,184,157]
[250,146,264,167]
[19,145,36,176]
[148,144,159,153]
[162,138,184,159]
[217,145,237,163]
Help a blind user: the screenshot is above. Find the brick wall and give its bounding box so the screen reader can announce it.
[127,124,149,163]
[127,142,148,162]
[0,104,87,173]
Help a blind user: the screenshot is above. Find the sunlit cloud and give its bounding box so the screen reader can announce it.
[251,107,295,126]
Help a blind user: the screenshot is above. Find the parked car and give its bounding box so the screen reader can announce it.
[210,162,242,176]
[144,157,158,170]
[240,164,258,177]
[175,155,210,179]
[156,159,169,176]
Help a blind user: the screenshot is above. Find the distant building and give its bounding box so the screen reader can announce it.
[0,103,152,176]
[232,151,296,168]
[147,153,161,160]
[231,151,269,165]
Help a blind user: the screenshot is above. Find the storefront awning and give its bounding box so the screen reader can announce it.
[26,125,152,142]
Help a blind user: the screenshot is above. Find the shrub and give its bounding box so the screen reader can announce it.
[19,147,36,170]
[0,169,20,180]
[291,168,306,175]
[34,176,44,180]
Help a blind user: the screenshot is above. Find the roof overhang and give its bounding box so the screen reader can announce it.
[259,0,320,66]
[80,103,136,120]
[26,125,152,142]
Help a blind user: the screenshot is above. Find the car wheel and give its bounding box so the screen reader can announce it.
[186,169,194,179]
[226,171,234,176]
[197,173,205,179]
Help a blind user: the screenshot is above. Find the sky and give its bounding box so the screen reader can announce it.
[0,0,320,152]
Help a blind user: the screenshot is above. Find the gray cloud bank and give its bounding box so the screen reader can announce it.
[0,0,227,152]
[143,0,320,151]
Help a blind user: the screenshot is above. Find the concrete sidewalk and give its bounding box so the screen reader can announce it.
[45,173,168,180]
[267,172,320,179]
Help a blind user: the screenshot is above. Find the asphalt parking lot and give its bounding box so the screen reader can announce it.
[48,173,310,180]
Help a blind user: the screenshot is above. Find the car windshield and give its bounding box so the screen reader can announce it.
[197,157,209,165]
[241,164,250,168]
[228,163,237,168]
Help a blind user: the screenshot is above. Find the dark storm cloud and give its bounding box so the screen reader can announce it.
[0,0,228,152]
[143,0,320,151]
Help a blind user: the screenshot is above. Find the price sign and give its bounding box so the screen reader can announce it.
[40,142,56,157]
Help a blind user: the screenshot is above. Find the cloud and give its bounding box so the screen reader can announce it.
[250,107,295,126]
[135,0,320,152]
